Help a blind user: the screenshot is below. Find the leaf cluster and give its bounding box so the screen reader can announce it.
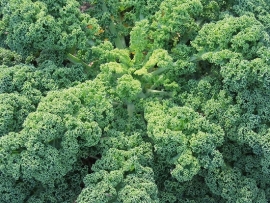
[1,0,270,202]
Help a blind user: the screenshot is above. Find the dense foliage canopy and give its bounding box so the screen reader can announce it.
[1,0,270,202]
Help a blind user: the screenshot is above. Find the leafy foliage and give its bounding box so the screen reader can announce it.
[1,0,270,202]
